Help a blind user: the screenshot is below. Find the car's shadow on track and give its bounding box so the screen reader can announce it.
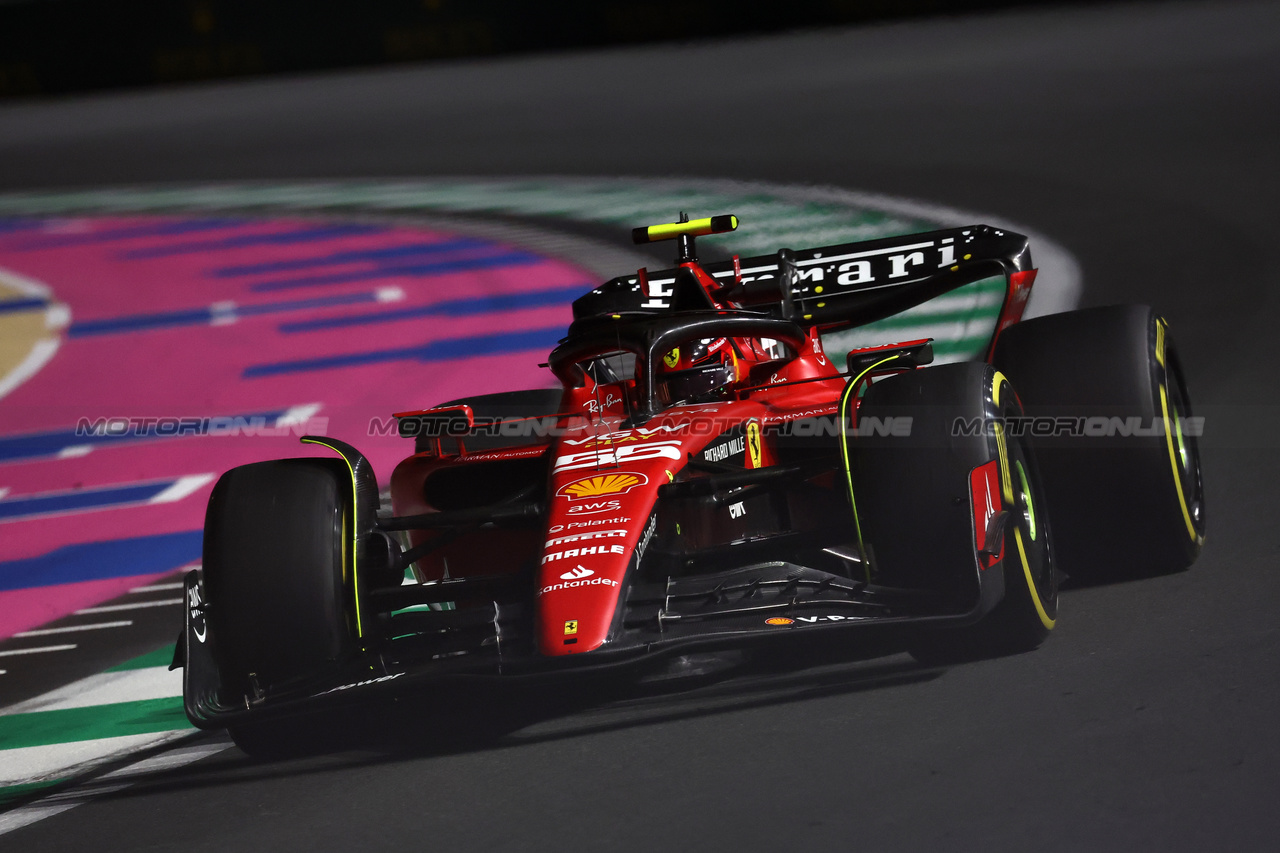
[120,640,948,795]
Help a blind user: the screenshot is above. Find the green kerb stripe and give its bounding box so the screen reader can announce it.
[105,645,176,672]
[0,698,189,751]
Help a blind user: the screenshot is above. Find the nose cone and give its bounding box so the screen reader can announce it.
[536,468,659,656]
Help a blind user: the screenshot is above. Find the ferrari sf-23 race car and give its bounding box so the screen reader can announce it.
[178,213,1205,749]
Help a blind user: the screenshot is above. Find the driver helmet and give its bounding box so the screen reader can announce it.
[658,337,741,404]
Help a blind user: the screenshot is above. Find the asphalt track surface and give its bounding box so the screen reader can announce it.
[2,1,1279,849]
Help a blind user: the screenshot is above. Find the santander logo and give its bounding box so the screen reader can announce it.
[559,565,595,581]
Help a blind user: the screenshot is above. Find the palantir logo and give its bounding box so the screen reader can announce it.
[559,565,594,581]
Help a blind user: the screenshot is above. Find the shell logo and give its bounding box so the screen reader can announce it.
[557,472,649,500]
[765,617,794,626]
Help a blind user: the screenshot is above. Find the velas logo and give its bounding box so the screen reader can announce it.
[560,565,594,581]
[561,425,682,447]
[558,473,648,500]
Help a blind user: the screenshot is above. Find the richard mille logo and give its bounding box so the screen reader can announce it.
[559,565,595,581]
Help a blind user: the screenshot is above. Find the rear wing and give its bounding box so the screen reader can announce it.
[572,224,1035,337]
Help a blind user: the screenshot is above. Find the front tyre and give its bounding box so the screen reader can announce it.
[852,363,1057,662]
[201,458,357,754]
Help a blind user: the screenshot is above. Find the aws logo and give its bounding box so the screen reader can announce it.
[566,500,622,515]
[557,473,649,500]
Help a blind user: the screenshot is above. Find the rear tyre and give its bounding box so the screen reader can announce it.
[992,305,1205,583]
[201,458,356,754]
[852,363,1058,662]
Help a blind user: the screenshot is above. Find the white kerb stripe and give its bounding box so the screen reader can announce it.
[2,665,183,715]
[76,599,182,614]
[147,473,215,504]
[0,735,231,837]
[0,337,60,403]
[129,581,185,593]
[0,645,76,657]
[15,621,132,637]
[275,403,322,428]
[56,445,92,459]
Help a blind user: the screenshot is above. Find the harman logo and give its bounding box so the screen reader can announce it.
[558,473,648,499]
[560,565,595,581]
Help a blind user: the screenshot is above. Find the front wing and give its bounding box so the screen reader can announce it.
[179,554,1007,729]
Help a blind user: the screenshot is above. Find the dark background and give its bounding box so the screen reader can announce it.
[1,1,1278,849]
[0,0,1117,99]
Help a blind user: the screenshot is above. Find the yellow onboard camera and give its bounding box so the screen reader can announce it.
[632,212,738,264]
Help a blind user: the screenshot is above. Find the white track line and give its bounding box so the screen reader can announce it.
[75,599,182,614]
[0,732,190,787]
[14,621,132,637]
[275,403,322,428]
[0,735,232,838]
[147,473,215,504]
[0,645,76,657]
[129,582,185,593]
[0,337,60,403]
[2,665,182,715]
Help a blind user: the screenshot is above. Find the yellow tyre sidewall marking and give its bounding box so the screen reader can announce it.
[303,438,364,638]
[1154,319,1202,545]
[1159,383,1200,544]
[839,355,900,580]
[1015,527,1056,630]
[993,370,1054,630]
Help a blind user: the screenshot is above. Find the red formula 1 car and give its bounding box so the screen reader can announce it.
[178,214,1204,749]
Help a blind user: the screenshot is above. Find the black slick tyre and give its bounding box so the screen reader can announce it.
[201,458,356,754]
[852,362,1058,662]
[992,305,1205,583]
